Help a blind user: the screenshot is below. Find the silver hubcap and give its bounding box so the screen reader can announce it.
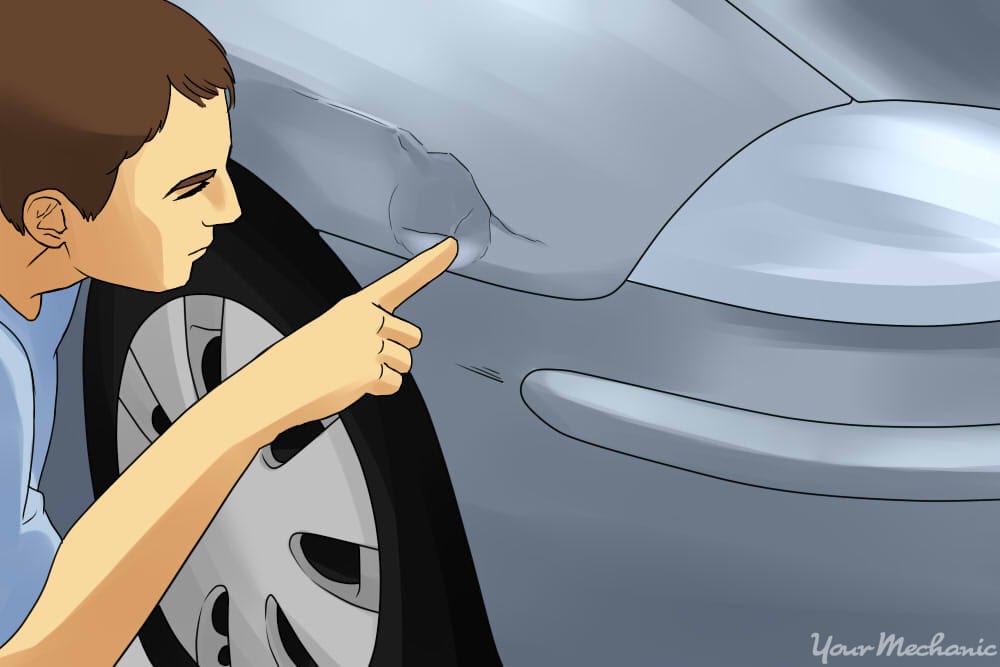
[116,295,379,666]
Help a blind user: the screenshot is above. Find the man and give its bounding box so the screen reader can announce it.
[0,1,458,664]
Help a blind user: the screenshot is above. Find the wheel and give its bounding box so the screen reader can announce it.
[83,162,502,666]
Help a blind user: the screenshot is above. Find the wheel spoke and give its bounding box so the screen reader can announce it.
[264,419,378,549]
[116,401,151,474]
[264,596,314,667]
[194,586,230,667]
[129,299,198,421]
[226,583,272,667]
[157,556,213,658]
[184,294,224,331]
[220,299,283,380]
[184,295,224,400]
[118,351,161,444]
[266,551,378,667]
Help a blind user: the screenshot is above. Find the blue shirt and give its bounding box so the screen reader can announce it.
[0,282,81,647]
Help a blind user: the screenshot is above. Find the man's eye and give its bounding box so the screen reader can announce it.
[175,181,209,201]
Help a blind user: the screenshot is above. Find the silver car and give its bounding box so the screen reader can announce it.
[64,1,1000,665]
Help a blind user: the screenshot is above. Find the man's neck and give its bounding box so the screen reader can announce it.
[0,220,84,321]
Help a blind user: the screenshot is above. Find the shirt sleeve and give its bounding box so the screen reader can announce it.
[0,326,32,536]
[0,325,37,638]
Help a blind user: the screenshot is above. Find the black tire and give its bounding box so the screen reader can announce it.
[83,161,502,666]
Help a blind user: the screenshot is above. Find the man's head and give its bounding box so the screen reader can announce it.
[0,0,241,291]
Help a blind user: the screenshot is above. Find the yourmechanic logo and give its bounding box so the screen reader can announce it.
[811,632,1000,663]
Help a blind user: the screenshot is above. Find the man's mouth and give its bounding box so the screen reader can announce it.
[188,245,211,257]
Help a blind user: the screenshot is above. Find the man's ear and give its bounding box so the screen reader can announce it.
[22,190,78,249]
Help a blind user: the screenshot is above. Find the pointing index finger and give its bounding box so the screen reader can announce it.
[363,237,458,312]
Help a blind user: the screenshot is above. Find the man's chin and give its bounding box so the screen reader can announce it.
[144,268,193,293]
[162,272,193,292]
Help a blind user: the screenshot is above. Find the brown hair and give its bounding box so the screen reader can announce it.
[0,0,235,233]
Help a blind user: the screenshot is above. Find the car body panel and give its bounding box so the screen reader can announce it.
[151,2,1000,665]
[174,0,847,299]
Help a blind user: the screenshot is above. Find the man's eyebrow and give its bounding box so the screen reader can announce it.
[164,169,216,198]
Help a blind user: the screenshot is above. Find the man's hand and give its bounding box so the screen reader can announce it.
[232,236,459,440]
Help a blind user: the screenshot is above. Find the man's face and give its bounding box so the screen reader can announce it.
[63,87,241,291]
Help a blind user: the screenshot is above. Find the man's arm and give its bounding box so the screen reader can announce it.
[0,366,280,666]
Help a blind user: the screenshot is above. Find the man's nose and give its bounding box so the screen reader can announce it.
[206,175,242,226]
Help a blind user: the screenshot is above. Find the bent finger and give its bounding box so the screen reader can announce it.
[378,339,412,374]
[377,314,422,348]
[371,365,404,395]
